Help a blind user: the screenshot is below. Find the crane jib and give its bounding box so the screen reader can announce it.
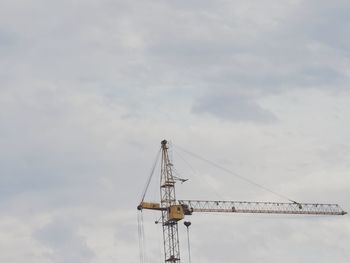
[178,200,347,216]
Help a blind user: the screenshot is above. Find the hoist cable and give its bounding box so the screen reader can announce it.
[186,226,192,263]
[137,211,145,263]
[140,148,161,203]
[174,144,297,203]
[138,148,160,263]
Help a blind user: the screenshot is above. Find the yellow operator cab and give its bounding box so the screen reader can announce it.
[168,205,184,221]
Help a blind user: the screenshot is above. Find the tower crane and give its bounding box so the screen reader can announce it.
[137,140,346,263]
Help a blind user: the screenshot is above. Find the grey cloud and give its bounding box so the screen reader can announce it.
[115,223,137,243]
[293,0,350,51]
[0,29,16,47]
[34,218,95,263]
[3,0,349,122]
[0,86,141,212]
[194,217,349,263]
[182,1,350,123]
[105,0,350,124]
[192,92,277,123]
[299,66,347,86]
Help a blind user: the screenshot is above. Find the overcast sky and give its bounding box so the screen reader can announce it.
[1,0,350,263]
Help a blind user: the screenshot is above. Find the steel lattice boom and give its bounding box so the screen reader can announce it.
[178,200,346,216]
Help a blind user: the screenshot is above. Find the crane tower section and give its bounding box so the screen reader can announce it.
[160,140,181,263]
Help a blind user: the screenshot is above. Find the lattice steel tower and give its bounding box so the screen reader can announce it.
[160,139,181,263]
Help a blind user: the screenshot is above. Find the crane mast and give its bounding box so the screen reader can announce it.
[137,140,347,263]
[160,140,181,263]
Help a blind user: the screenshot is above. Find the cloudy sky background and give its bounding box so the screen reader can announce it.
[1,0,350,262]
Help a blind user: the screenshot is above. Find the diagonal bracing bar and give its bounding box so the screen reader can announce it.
[178,200,347,216]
